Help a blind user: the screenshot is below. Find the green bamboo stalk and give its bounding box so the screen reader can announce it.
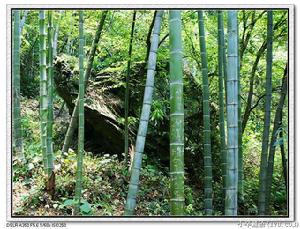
[279,113,287,188]
[265,67,287,215]
[13,10,24,162]
[220,14,228,102]
[225,10,239,216]
[237,12,244,208]
[258,11,273,215]
[74,10,85,215]
[198,10,213,215]
[46,10,54,177]
[53,10,64,57]
[39,10,48,171]
[62,11,108,155]
[124,10,164,216]
[124,11,137,164]
[66,11,74,55]
[169,10,185,216]
[217,10,227,205]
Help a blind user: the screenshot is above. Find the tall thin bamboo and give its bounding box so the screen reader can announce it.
[13,10,24,162]
[169,10,185,215]
[198,10,213,215]
[53,10,64,57]
[258,11,273,215]
[221,16,228,102]
[225,10,239,216]
[124,11,137,164]
[279,114,287,188]
[74,10,85,215]
[124,11,164,216]
[217,10,227,204]
[46,10,54,177]
[237,12,244,207]
[66,11,74,55]
[39,10,48,170]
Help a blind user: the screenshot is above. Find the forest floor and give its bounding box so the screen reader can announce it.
[12,98,195,216]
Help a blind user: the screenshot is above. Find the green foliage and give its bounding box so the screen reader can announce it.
[151,100,166,125]
[61,199,92,215]
[20,75,40,98]
[19,11,40,98]
[13,142,174,216]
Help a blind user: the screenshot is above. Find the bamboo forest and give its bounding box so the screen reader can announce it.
[12,9,289,217]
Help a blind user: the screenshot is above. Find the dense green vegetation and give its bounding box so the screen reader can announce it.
[12,9,288,217]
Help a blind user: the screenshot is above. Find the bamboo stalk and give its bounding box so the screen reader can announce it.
[237,10,244,208]
[124,11,137,164]
[198,10,213,215]
[258,11,273,215]
[279,114,287,188]
[221,14,228,102]
[169,10,185,215]
[53,10,64,57]
[39,10,48,171]
[225,10,239,216]
[46,10,54,177]
[74,10,85,215]
[217,10,227,210]
[13,10,25,162]
[124,10,164,216]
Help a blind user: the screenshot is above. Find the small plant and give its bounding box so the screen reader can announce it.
[62,199,93,215]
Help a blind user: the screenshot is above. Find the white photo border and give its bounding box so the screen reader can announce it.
[6,4,295,222]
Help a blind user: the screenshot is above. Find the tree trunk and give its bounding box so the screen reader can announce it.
[13,10,24,162]
[53,10,64,57]
[46,10,55,180]
[124,10,164,216]
[258,11,273,215]
[39,10,48,171]
[145,11,157,62]
[169,10,185,216]
[220,14,228,102]
[225,10,239,216]
[198,10,213,215]
[217,10,227,211]
[237,12,244,209]
[279,114,287,188]
[74,10,85,215]
[124,11,136,164]
[66,11,74,55]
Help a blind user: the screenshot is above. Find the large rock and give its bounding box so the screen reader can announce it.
[53,55,124,155]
